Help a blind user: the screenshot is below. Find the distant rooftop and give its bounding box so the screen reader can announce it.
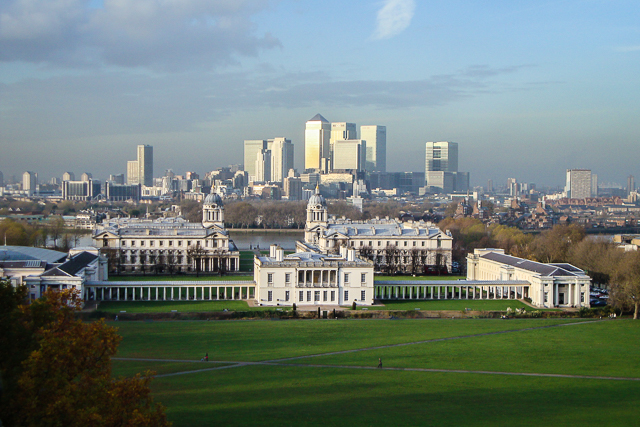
[308,113,328,123]
[0,246,67,264]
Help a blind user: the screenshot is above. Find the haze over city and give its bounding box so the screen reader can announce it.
[1,0,639,187]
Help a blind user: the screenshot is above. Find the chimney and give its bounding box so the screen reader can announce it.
[347,248,356,262]
[270,244,278,258]
[275,246,284,262]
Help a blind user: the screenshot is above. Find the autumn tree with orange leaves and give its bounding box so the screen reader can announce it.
[0,280,170,427]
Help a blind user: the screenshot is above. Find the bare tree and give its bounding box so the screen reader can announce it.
[611,251,640,319]
[187,245,207,277]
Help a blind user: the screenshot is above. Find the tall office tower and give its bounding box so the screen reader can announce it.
[269,137,294,183]
[137,145,153,186]
[126,145,153,186]
[62,172,75,182]
[565,169,592,199]
[22,171,37,195]
[330,122,357,167]
[360,125,386,172]
[591,174,598,197]
[304,114,331,170]
[255,149,272,182]
[0,170,3,187]
[424,141,468,193]
[425,141,458,172]
[507,178,518,196]
[627,175,635,195]
[333,140,366,171]
[244,140,268,181]
[487,179,494,193]
[80,172,92,182]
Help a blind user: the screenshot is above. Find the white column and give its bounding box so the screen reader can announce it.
[554,284,559,307]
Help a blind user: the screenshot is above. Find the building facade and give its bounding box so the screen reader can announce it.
[360,125,386,172]
[244,139,268,181]
[127,145,153,186]
[305,114,331,171]
[333,139,366,171]
[424,141,469,193]
[466,248,591,308]
[254,244,374,306]
[565,169,592,199]
[93,192,239,274]
[302,187,453,273]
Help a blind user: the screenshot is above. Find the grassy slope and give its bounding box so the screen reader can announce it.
[373,299,535,311]
[112,319,640,427]
[99,300,278,313]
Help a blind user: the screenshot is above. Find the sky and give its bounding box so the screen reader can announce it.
[1,0,639,188]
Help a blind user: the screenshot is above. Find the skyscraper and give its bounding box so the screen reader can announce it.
[127,145,153,186]
[627,175,635,195]
[269,137,294,183]
[22,171,37,195]
[360,125,386,172]
[244,140,268,181]
[565,169,592,199]
[255,149,272,182]
[304,114,331,171]
[330,122,357,168]
[424,141,468,193]
[333,140,366,171]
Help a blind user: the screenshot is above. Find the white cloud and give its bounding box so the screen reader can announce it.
[372,0,415,40]
[0,0,280,70]
[614,46,640,52]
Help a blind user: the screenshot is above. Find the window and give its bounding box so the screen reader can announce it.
[141,241,145,247]
[307,291,311,301]
[581,292,585,303]
[361,290,366,301]
[544,292,548,303]
[299,291,304,301]
[323,291,327,301]
[268,291,272,302]
[131,241,135,247]
[159,241,164,246]
[361,273,366,283]
[344,290,349,301]
[314,291,320,301]
[369,241,372,246]
[150,241,155,247]
[404,241,407,247]
[178,240,182,247]
[268,273,273,284]
[378,241,382,246]
[169,240,173,246]
[285,291,290,301]
[413,241,416,247]
[187,241,192,246]
[285,273,291,283]
[331,291,335,301]
[344,273,349,283]
[422,241,425,247]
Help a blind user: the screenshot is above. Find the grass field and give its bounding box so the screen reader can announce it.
[107,275,254,282]
[99,300,284,313]
[111,319,640,426]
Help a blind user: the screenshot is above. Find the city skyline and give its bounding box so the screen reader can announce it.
[1,1,638,186]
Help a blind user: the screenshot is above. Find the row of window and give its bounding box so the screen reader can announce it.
[266,289,367,303]
[267,272,367,284]
[353,239,440,248]
[122,239,225,248]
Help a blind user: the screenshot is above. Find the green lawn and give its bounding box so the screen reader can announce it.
[99,300,281,313]
[375,275,466,281]
[239,251,254,272]
[374,299,537,311]
[111,319,640,427]
[112,360,233,377]
[108,275,253,282]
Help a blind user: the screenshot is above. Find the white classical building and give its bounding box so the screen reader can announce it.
[254,244,374,306]
[301,187,453,273]
[93,192,240,274]
[466,248,591,308]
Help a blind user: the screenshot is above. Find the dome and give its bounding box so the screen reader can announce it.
[307,186,326,207]
[204,192,223,207]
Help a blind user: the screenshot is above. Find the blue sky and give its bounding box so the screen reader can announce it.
[1,0,639,188]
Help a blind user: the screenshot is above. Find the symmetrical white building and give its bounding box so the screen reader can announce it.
[467,248,591,308]
[93,192,240,274]
[254,244,374,306]
[301,187,453,273]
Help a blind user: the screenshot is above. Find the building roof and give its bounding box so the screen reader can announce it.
[41,251,98,277]
[323,222,446,239]
[258,250,370,266]
[95,217,229,237]
[308,113,328,122]
[480,252,586,277]
[0,246,67,263]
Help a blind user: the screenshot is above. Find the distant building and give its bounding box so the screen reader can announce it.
[62,171,75,182]
[269,137,294,183]
[627,175,635,196]
[304,114,331,171]
[424,142,469,193]
[360,125,386,172]
[127,145,153,186]
[80,172,92,182]
[62,179,102,201]
[244,140,268,181]
[254,149,272,182]
[333,139,366,171]
[109,174,125,185]
[565,169,592,199]
[330,122,357,169]
[467,249,591,308]
[22,171,37,195]
[106,183,141,202]
[254,244,374,306]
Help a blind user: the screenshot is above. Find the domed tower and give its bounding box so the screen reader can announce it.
[305,185,328,243]
[202,191,224,229]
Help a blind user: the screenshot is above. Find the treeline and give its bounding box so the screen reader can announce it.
[0,218,86,251]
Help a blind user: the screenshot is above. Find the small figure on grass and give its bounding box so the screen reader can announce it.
[205,352,209,362]
[378,358,382,369]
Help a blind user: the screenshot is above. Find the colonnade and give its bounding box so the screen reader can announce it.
[297,269,338,287]
[375,284,529,300]
[84,281,254,302]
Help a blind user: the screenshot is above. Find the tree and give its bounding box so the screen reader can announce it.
[187,245,207,277]
[611,251,640,319]
[0,282,170,426]
[48,216,66,250]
